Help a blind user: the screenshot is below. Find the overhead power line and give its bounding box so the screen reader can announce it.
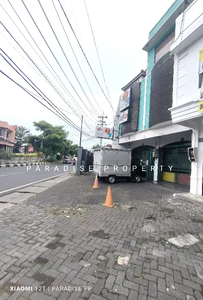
[58,0,116,113]
[19,87,94,134]
[0,51,81,132]
[2,0,93,121]
[0,50,94,138]
[0,32,82,123]
[0,21,96,128]
[37,0,99,118]
[1,1,74,103]
[23,89,95,136]
[1,70,86,136]
[51,0,103,115]
[20,0,98,122]
[69,0,84,49]
[0,71,72,124]
[84,0,113,109]
[2,71,94,143]
[1,0,96,123]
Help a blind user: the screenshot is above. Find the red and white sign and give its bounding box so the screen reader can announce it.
[119,110,129,124]
[95,127,113,139]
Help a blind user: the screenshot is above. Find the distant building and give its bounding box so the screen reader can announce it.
[0,121,17,152]
[19,143,34,153]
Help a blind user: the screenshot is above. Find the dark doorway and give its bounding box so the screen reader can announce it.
[132,146,154,180]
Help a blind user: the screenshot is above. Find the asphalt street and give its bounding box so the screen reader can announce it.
[0,163,74,195]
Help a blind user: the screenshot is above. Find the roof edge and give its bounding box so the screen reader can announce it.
[121,69,146,91]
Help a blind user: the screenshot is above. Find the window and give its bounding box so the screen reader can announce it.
[0,128,5,138]
[155,30,175,63]
[163,146,191,174]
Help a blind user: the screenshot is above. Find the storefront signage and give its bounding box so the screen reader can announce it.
[199,50,203,74]
[119,110,128,124]
[119,88,131,112]
[199,100,203,112]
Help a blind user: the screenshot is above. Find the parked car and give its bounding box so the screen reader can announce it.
[63,156,72,164]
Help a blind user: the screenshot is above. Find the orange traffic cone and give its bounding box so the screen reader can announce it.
[92,174,100,189]
[103,186,114,207]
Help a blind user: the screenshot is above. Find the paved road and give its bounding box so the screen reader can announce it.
[0,163,74,195]
[1,174,203,299]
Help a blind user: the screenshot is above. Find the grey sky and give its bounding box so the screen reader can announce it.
[0,0,175,149]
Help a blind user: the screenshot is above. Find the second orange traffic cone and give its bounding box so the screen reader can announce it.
[92,174,100,189]
[103,186,114,207]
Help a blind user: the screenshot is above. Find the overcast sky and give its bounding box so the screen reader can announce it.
[0,0,175,149]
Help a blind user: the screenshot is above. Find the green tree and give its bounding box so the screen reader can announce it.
[92,144,100,149]
[13,126,30,153]
[69,144,78,156]
[27,134,42,153]
[61,140,78,156]
[27,121,74,157]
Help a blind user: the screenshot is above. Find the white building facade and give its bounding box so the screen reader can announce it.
[170,0,203,195]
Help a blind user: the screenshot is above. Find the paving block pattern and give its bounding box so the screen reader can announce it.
[0,174,203,300]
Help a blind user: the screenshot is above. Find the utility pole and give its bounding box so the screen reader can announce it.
[97,114,107,146]
[79,115,83,147]
[76,115,83,176]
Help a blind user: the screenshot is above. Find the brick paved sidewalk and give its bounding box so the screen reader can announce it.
[0,174,203,300]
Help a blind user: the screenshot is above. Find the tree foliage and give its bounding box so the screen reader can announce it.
[13,126,30,153]
[27,121,78,156]
[92,144,100,149]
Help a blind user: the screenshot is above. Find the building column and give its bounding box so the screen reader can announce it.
[153,146,161,182]
[153,157,159,182]
[190,125,203,195]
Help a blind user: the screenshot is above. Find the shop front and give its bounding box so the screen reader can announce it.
[160,141,191,185]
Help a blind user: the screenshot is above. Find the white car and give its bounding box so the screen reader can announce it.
[63,157,71,164]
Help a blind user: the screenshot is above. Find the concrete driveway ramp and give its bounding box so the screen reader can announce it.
[168,234,199,247]
[0,202,14,211]
[17,186,48,194]
[33,181,57,188]
[0,192,33,204]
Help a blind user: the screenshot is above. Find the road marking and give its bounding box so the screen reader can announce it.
[0,172,27,177]
[0,173,67,195]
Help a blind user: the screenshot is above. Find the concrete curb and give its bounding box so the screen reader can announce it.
[173,192,203,204]
[0,162,47,168]
[0,173,72,210]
